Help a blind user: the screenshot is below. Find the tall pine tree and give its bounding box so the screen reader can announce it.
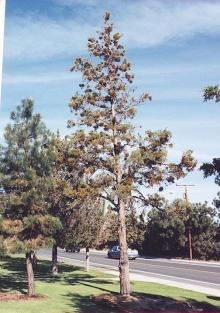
[0,99,61,296]
[68,12,196,295]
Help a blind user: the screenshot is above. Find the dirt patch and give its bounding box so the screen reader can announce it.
[0,293,48,302]
[92,293,212,312]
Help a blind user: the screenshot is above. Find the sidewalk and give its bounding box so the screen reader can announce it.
[40,252,220,297]
[106,270,220,298]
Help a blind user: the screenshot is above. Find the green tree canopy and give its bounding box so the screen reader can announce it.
[97,207,146,251]
[144,199,219,260]
[48,135,105,272]
[68,12,196,295]
[203,85,220,102]
[0,99,61,295]
[201,85,220,210]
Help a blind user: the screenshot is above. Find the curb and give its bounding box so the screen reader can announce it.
[58,248,220,266]
[38,253,220,297]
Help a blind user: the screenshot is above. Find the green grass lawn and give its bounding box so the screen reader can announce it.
[0,255,220,313]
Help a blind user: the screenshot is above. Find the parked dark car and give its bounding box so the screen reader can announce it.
[107,245,138,260]
[64,246,80,253]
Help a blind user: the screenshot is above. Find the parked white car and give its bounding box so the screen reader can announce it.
[107,245,139,260]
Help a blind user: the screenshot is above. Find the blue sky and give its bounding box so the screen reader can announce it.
[1,0,220,204]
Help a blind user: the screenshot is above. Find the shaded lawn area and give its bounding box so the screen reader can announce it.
[0,255,219,313]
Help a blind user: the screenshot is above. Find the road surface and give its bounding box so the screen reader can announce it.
[38,248,220,295]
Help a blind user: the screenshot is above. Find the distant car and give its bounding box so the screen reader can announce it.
[64,246,80,253]
[107,245,139,260]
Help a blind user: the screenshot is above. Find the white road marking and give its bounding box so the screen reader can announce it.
[55,254,220,288]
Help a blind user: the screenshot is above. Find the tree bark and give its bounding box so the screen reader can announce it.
[26,250,36,297]
[111,97,131,294]
[118,198,131,295]
[51,244,58,275]
[188,227,193,260]
[86,246,90,272]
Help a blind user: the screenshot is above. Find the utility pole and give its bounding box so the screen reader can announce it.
[176,184,195,260]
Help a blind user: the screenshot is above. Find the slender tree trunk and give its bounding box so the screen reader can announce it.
[188,227,193,260]
[86,246,90,272]
[51,244,58,275]
[26,250,36,297]
[111,99,131,294]
[118,198,131,295]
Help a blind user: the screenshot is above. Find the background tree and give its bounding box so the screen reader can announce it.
[49,136,105,273]
[96,207,146,251]
[143,199,219,260]
[0,190,5,256]
[203,85,220,102]
[68,12,196,295]
[200,158,220,186]
[200,158,220,213]
[0,99,61,296]
[96,207,118,249]
[126,207,146,251]
[62,199,104,271]
[47,136,75,275]
[201,85,220,212]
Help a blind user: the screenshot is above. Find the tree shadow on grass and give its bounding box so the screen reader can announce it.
[0,274,27,294]
[1,256,219,312]
[131,292,220,312]
[62,275,120,312]
[1,256,80,274]
[63,285,220,313]
[62,275,220,312]
[65,274,116,287]
[207,295,220,301]
[0,257,28,294]
[182,297,220,312]
[0,255,82,294]
[64,293,119,313]
[0,255,112,295]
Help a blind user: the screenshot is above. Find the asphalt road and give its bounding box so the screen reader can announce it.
[38,248,220,290]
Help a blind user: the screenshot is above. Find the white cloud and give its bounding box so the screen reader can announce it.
[163,176,219,204]
[3,71,80,84]
[4,0,220,61]
[135,63,220,77]
[167,148,216,163]
[134,117,220,132]
[4,16,97,61]
[54,0,220,48]
[116,0,220,48]
[4,62,220,87]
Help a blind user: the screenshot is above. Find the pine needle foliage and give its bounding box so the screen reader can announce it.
[68,12,196,295]
[0,99,61,295]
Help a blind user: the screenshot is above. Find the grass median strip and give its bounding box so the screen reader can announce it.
[0,255,219,313]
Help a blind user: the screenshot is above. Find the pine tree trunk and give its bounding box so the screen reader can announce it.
[86,246,90,272]
[51,244,58,275]
[112,96,131,295]
[118,198,131,295]
[26,251,35,297]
